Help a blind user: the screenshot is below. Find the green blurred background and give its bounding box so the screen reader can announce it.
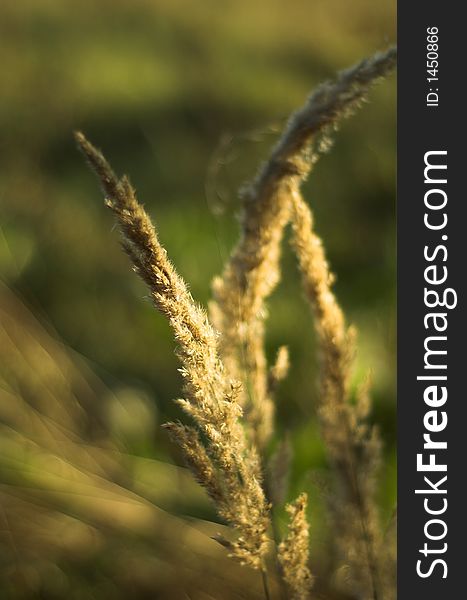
[0,1,396,598]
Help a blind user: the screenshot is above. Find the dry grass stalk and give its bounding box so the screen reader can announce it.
[75,132,270,570]
[76,47,396,599]
[210,47,396,451]
[290,190,388,599]
[278,493,313,600]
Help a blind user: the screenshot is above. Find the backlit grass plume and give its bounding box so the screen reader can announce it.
[75,132,270,572]
[210,47,396,452]
[291,190,390,599]
[278,493,313,600]
[76,46,396,600]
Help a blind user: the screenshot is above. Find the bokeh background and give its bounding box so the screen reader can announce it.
[0,1,396,598]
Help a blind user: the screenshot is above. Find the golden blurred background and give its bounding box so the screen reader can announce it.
[0,1,396,598]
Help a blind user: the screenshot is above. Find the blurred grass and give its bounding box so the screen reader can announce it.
[0,0,395,597]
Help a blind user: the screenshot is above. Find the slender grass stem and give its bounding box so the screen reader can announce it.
[261,567,272,600]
